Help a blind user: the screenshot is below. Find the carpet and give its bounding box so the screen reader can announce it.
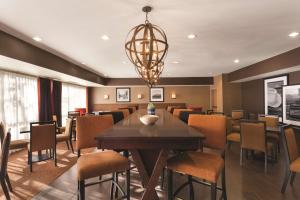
[0,142,78,200]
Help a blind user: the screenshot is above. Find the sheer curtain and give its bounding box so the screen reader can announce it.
[61,83,86,125]
[0,70,38,140]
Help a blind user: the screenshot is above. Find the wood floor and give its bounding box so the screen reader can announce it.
[33,143,300,200]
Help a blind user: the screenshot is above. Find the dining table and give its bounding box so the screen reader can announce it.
[95,109,205,200]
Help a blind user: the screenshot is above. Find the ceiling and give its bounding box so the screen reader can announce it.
[0,0,300,78]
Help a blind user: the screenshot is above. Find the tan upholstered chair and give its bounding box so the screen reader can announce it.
[281,126,300,193]
[258,115,280,152]
[231,110,244,132]
[118,108,130,119]
[29,121,57,172]
[56,118,74,153]
[240,120,275,173]
[0,122,29,150]
[76,115,130,200]
[0,132,12,199]
[52,115,65,134]
[226,117,240,149]
[173,109,192,118]
[167,114,227,200]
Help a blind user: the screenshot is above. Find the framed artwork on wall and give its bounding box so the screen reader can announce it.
[264,75,288,120]
[150,87,164,102]
[283,85,300,126]
[116,88,130,102]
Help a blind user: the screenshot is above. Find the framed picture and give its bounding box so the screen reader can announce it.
[283,85,300,126]
[264,75,288,121]
[150,87,164,102]
[116,88,130,102]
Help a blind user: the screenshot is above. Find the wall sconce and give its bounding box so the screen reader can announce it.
[137,94,142,99]
[171,93,176,99]
[104,94,109,100]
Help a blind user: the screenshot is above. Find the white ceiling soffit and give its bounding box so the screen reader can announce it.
[231,65,300,83]
[0,55,103,87]
[0,0,300,78]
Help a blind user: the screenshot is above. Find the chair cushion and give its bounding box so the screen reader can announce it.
[56,134,69,142]
[77,150,130,181]
[227,133,240,143]
[290,158,300,173]
[167,151,224,183]
[10,139,29,150]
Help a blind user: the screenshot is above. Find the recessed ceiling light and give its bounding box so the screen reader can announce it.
[122,61,127,64]
[103,74,108,77]
[32,36,42,42]
[208,72,213,75]
[289,32,299,38]
[81,62,86,65]
[101,35,110,40]
[187,34,196,39]
[234,59,240,63]
[172,61,179,64]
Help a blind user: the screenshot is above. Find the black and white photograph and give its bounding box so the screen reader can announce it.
[264,76,288,120]
[283,85,300,126]
[150,87,164,102]
[116,88,130,102]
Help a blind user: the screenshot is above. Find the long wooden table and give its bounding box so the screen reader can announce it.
[96,109,205,200]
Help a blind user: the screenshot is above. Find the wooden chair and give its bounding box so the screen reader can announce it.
[172,109,192,118]
[281,126,300,193]
[178,111,205,124]
[76,115,130,200]
[240,120,276,173]
[0,122,29,150]
[226,117,240,149]
[0,132,12,200]
[231,110,244,132]
[100,111,124,124]
[56,118,74,153]
[118,108,130,118]
[52,115,65,134]
[167,114,227,200]
[207,110,225,115]
[28,121,57,172]
[258,115,280,152]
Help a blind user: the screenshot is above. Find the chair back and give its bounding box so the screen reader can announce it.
[68,111,80,118]
[232,110,244,120]
[76,115,113,150]
[240,120,266,152]
[52,115,58,122]
[179,111,205,124]
[129,106,136,113]
[65,118,73,138]
[166,106,173,112]
[118,108,130,118]
[0,132,11,178]
[173,109,192,118]
[258,116,279,128]
[100,111,124,124]
[188,114,226,150]
[30,121,56,152]
[0,122,6,145]
[282,126,298,164]
[226,117,233,134]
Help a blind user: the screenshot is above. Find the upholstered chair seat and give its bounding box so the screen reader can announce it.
[56,134,69,142]
[227,133,240,143]
[77,150,130,181]
[290,158,300,173]
[10,139,29,150]
[168,151,224,183]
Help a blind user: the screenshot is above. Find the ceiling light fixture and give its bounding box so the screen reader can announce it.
[187,34,196,39]
[289,32,299,38]
[125,6,168,87]
[103,74,108,77]
[32,36,42,42]
[101,35,110,40]
[172,61,179,64]
[234,59,240,63]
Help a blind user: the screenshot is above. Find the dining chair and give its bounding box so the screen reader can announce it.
[52,115,65,134]
[178,111,205,124]
[118,108,130,118]
[207,110,225,115]
[100,111,124,124]
[226,117,240,149]
[173,109,192,118]
[56,118,74,153]
[231,110,244,132]
[240,120,276,173]
[0,132,12,200]
[167,114,227,200]
[29,121,57,172]
[76,115,130,200]
[68,111,80,118]
[281,125,300,193]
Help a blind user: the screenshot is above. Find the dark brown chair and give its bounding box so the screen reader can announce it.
[76,115,130,200]
[118,108,130,119]
[0,122,29,150]
[281,126,300,193]
[56,118,74,153]
[172,109,192,118]
[167,114,227,200]
[240,120,275,173]
[0,132,12,200]
[28,121,57,172]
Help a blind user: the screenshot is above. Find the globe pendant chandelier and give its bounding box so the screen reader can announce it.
[125,6,168,87]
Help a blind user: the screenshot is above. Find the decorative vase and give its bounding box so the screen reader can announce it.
[147,103,156,115]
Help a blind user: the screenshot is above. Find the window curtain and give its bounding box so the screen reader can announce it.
[0,70,38,140]
[52,80,62,127]
[62,83,86,125]
[38,78,52,122]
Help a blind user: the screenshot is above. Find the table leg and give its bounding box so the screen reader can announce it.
[131,149,169,200]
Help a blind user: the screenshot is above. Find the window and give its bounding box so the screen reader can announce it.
[0,70,38,140]
[61,83,86,125]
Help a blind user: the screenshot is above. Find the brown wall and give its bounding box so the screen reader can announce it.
[222,74,242,115]
[91,86,211,111]
[241,70,300,114]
